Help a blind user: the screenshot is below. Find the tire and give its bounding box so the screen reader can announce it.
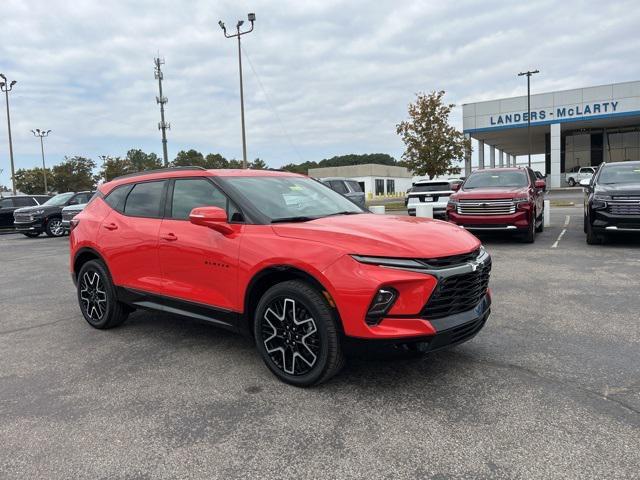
[583,215,588,233]
[45,217,65,237]
[535,208,544,233]
[568,178,576,187]
[253,280,344,387]
[586,220,603,245]
[521,212,536,243]
[22,232,40,238]
[77,259,129,329]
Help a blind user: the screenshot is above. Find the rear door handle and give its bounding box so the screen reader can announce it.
[103,223,118,231]
[161,233,178,241]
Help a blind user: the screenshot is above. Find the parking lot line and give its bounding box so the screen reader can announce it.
[551,215,571,249]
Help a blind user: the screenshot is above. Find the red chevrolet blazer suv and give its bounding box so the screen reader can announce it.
[70,167,491,386]
[446,167,546,243]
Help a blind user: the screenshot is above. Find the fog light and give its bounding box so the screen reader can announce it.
[366,287,398,324]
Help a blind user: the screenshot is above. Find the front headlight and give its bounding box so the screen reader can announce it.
[592,194,610,210]
[593,194,611,201]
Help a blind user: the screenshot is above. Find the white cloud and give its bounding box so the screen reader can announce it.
[0,0,639,185]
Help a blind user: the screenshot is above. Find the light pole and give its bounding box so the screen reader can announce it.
[31,129,51,193]
[518,70,539,168]
[0,74,17,195]
[218,13,256,169]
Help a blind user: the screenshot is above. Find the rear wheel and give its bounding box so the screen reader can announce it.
[77,260,129,329]
[568,178,576,187]
[45,217,65,237]
[254,280,344,387]
[22,232,40,238]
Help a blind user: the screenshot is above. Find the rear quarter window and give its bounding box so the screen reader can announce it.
[104,184,134,213]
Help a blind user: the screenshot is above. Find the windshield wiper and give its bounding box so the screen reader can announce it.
[324,211,363,217]
[271,216,317,223]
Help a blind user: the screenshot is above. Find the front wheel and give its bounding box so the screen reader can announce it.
[586,220,604,245]
[45,217,65,237]
[254,280,344,387]
[77,260,129,329]
[521,212,536,243]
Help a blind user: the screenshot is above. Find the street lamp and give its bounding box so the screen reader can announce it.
[31,129,51,193]
[518,69,539,168]
[0,73,17,195]
[218,12,256,169]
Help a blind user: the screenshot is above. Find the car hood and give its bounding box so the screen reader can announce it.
[14,204,59,214]
[272,213,480,258]
[456,187,528,200]
[596,183,640,196]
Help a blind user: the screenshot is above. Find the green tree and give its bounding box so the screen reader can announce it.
[172,149,206,167]
[396,91,467,179]
[99,156,130,182]
[14,167,52,194]
[204,153,229,169]
[227,158,243,169]
[249,158,268,170]
[51,156,97,192]
[126,149,162,171]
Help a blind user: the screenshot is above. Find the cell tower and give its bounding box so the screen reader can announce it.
[154,57,170,167]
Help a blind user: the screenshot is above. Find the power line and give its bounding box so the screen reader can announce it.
[240,45,304,164]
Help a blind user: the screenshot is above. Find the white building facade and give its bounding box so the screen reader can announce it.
[308,164,413,197]
[463,80,640,187]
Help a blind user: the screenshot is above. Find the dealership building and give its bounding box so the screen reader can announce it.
[462,80,640,187]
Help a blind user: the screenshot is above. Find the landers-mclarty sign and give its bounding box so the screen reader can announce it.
[490,101,619,126]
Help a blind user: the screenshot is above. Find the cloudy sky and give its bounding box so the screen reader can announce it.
[1,0,639,186]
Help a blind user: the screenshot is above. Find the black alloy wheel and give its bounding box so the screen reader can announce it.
[77,260,129,329]
[45,217,65,237]
[254,280,344,387]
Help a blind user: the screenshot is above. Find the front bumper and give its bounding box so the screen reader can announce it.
[591,209,640,233]
[447,210,530,231]
[14,219,45,233]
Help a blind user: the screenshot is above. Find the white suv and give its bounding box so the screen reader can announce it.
[406,179,460,217]
[566,166,596,187]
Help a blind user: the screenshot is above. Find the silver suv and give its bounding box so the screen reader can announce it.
[320,177,366,208]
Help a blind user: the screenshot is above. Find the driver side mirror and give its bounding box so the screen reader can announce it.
[451,183,461,192]
[189,206,235,235]
[534,179,546,191]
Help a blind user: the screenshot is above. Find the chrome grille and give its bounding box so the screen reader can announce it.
[457,200,516,215]
[608,201,640,216]
[13,213,32,222]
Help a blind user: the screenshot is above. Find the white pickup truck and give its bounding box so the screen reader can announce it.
[405,179,461,217]
[565,166,596,186]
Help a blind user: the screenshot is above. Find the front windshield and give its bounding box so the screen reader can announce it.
[598,163,640,184]
[464,171,528,189]
[223,176,364,222]
[42,192,74,206]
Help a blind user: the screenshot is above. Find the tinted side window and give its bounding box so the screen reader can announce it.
[69,193,91,205]
[14,197,36,207]
[105,184,133,213]
[171,178,227,220]
[346,180,362,192]
[124,181,166,218]
[329,180,348,194]
[0,198,13,208]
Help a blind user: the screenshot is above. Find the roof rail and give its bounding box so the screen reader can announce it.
[111,166,206,181]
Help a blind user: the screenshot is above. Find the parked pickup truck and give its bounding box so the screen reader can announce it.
[566,166,596,187]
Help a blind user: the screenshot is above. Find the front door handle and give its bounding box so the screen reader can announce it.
[161,233,178,241]
[103,223,118,231]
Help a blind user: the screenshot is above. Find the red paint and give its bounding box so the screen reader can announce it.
[71,169,488,341]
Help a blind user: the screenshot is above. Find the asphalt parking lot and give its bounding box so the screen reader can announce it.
[1,205,639,479]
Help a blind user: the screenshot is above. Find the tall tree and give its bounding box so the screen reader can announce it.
[172,149,206,167]
[126,149,162,171]
[99,156,130,182]
[14,168,52,194]
[204,153,229,169]
[227,158,243,169]
[249,158,268,170]
[51,156,97,192]
[396,91,468,179]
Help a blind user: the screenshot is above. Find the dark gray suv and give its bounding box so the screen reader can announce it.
[320,177,366,208]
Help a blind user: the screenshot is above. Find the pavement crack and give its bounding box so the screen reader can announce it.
[0,317,75,336]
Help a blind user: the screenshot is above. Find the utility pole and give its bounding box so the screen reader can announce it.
[218,13,256,169]
[31,129,51,193]
[154,57,170,167]
[0,74,17,195]
[518,69,539,168]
